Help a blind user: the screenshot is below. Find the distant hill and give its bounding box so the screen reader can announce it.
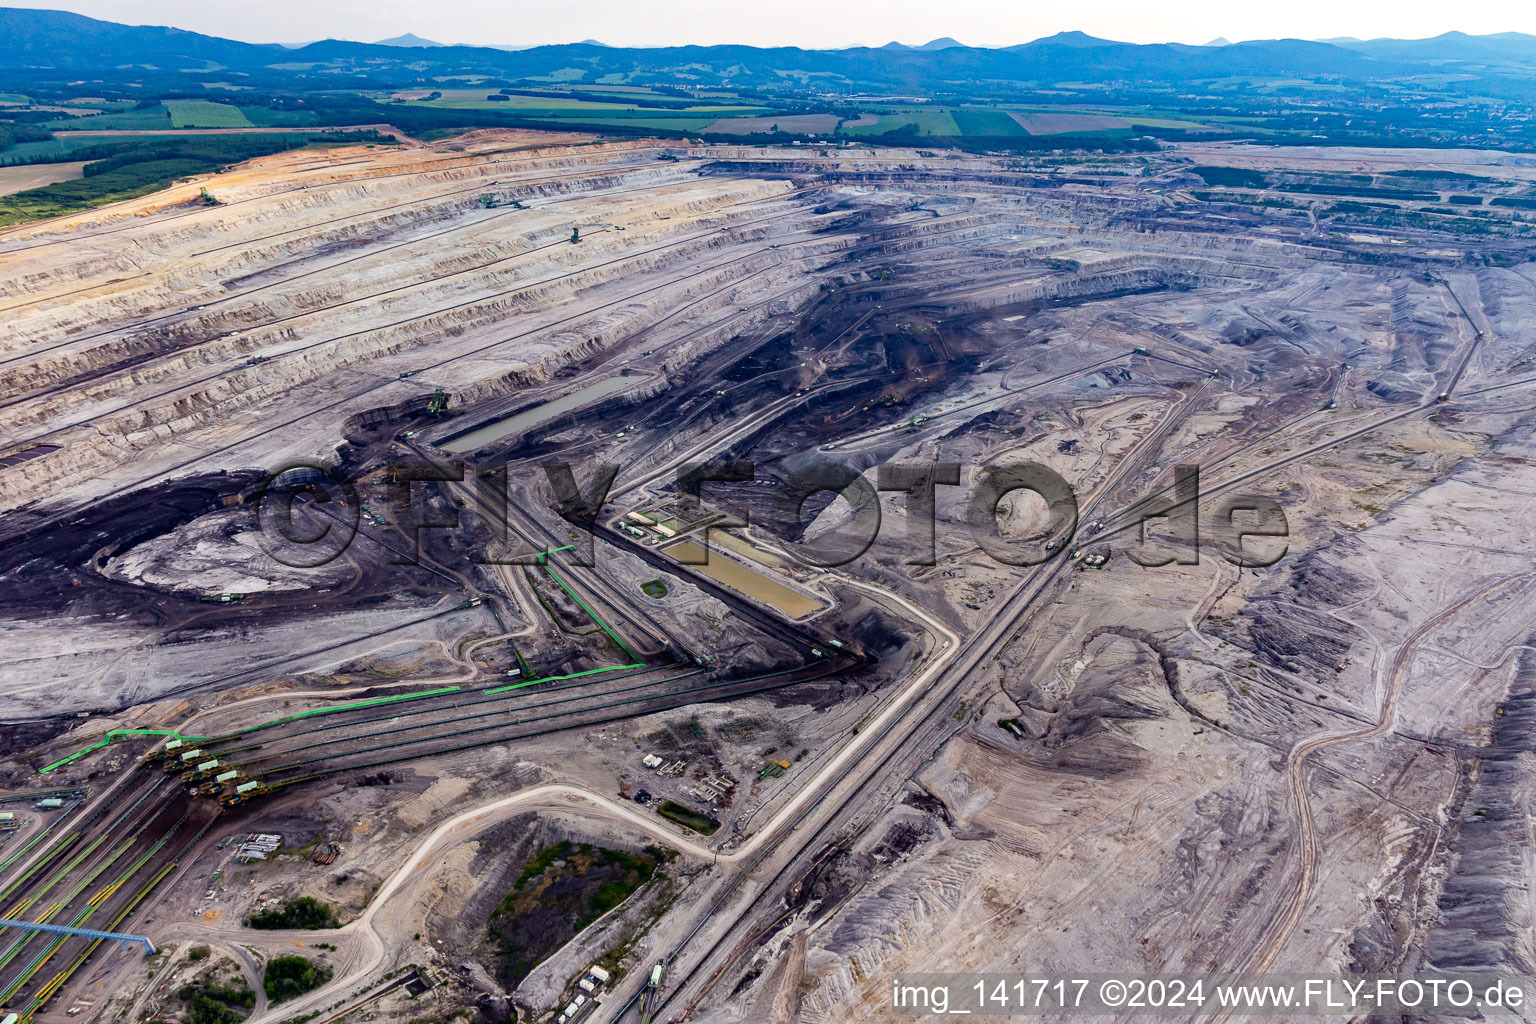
[3,6,1535,93]
[374,32,445,47]
[883,37,966,51]
[0,6,279,69]
[1331,30,1536,62]
[1008,30,1117,49]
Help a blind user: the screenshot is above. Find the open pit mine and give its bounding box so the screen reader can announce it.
[3,130,1536,1024]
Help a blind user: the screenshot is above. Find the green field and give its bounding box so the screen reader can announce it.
[527,67,588,82]
[0,135,116,164]
[239,106,321,127]
[165,100,254,128]
[1122,115,1224,132]
[842,109,962,137]
[950,109,1029,137]
[45,105,173,130]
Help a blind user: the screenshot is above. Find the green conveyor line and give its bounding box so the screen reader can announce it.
[537,544,643,662]
[269,685,463,725]
[482,662,648,696]
[42,544,646,776]
[40,689,463,775]
[39,730,208,774]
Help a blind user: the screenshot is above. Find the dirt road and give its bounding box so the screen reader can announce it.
[1242,570,1536,978]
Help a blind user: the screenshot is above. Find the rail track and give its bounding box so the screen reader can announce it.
[0,776,211,1022]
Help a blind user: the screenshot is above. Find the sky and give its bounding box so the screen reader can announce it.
[11,0,1536,48]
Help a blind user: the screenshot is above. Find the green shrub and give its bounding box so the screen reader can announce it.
[263,955,332,1004]
[176,979,254,1024]
[247,896,339,930]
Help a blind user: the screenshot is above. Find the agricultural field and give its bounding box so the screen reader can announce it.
[568,83,664,94]
[0,159,86,196]
[525,66,588,82]
[165,99,255,129]
[0,161,184,225]
[705,113,841,134]
[239,106,322,127]
[1008,109,1129,134]
[949,108,1029,136]
[1197,75,1350,92]
[1119,114,1226,132]
[837,106,1156,139]
[841,108,961,136]
[0,134,113,163]
[44,104,176,130]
